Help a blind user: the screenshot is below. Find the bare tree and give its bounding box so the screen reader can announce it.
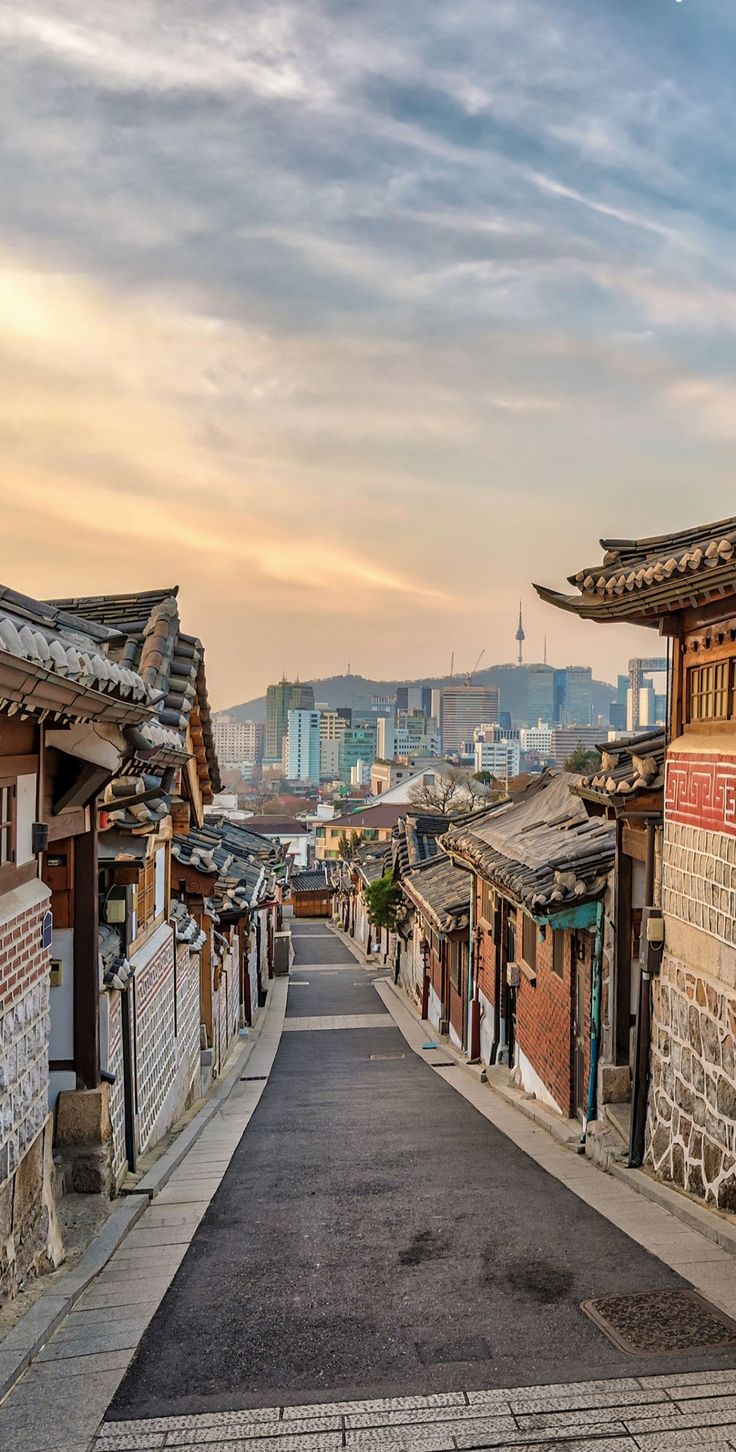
[408,766,493,816]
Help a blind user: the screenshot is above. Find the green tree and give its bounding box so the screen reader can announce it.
[473,769,494,785]
[364,873,403,933]
[564,743,600,774]
[338,829,365,860]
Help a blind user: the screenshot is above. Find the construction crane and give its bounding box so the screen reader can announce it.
[465,649,485,686]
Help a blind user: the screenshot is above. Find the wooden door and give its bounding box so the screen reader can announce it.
[574,958,587,1119]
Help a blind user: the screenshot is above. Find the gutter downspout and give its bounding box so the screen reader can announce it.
[490,901,502,1065]
[583,899,605,1142]
[629,819,657,1167]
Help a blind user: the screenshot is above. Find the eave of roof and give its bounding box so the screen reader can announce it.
[535,517,736,625]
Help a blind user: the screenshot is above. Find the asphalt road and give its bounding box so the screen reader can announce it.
[109,922,735,1418]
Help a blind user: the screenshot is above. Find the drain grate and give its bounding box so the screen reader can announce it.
[240,1075,268,1081]
[416,1335,491,1365]
[581,1289,736,1355]
[369,1052,406,1061]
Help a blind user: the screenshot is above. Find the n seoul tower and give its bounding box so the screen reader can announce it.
[515,602,525,666]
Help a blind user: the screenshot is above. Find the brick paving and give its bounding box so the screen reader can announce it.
[88,1369,736,1448]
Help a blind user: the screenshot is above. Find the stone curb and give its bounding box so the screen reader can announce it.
[0,984,278,1405]
[0,1195,147,1403]
[380,975,736,1255]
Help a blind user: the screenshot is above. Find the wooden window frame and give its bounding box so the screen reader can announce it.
[522,913,537,972]
[552,929,565,978]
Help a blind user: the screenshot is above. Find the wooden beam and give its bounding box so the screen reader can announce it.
[73,826,100,1088]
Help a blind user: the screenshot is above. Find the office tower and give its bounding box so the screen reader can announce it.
[440,684,500,754]
[527,665,556,726]
[264,678,315,763]
[286,709,321,783]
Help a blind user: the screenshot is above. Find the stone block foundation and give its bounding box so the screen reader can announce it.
[646,953,736,1210]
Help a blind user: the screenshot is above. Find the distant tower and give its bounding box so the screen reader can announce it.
[515,602,526,667]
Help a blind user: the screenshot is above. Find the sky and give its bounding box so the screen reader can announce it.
[2,1,736,708]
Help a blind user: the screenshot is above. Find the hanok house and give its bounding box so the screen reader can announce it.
[399,853,471,1048]
[49,587,223,1186]
[390,813,456,1007]
[537,515,736,1207]
[171,818,282,1057]
[444,772,614,1120]
[290,868,335,919]
[0,584,155,1300]
[571,730,666,1164]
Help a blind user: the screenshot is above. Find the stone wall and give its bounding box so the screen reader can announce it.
[647,955,736,1210]
[662,818,736,954]
[645,752,736,1205]
[0,878,62,1302]
[106,992,127,1188]
[134,924,178,1155]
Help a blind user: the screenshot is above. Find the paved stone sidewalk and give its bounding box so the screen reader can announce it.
[0,981,289,1452]
[88,1369,736,1449]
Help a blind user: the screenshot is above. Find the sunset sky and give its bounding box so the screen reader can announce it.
[2,1,735,708]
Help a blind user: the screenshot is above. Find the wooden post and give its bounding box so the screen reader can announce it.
[613,817,633,1067]
[73,826,100,1088]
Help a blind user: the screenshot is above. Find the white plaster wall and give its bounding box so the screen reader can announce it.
[515,1044,566,1116]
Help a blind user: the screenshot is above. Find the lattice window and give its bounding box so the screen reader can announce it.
[136,858,155,930]
[688,660,731,722]
[0,778,16,867]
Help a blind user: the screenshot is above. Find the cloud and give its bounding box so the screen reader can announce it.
[1,0,736,697]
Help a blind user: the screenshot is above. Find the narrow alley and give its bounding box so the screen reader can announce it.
[45,922,735,1450]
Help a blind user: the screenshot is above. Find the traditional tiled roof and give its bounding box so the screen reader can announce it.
[0,583,152,723]
[574,729,666,806]
[392,813,450,878]
[170,898,206,951]
[48,587,221,796]
[99,925,132,991]
[172,821,278,914]
[100,773,173,832]
[402,854,471,935]
[443,770,614,916]
[535,517,736,625]
[291,869,335,893]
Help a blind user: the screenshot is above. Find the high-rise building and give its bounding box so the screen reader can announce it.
[286,709,321,783]
[319,709,351,742]
[264,678,315,763]
[396,686,432,717]
[550,725,602,768]
[376,716,395,760]
[319,738,341,780]
[527,665,556,726]
[440,684,500,754]
[213,717,261,766]
[558,666,593,726]
[339,726,376,782]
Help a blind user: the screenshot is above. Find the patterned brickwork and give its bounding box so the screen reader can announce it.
[666,750,736,834]
[107,993,127,1187]
[662,816,736,949]
[0,894,51,1186]
[647,953,736,1210]
[176,942,200,1103]
[134,928,177,1153]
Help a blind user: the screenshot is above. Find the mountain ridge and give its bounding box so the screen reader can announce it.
[219,664,619,726]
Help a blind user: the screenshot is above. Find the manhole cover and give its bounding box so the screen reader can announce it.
[369,1053,406,1061]
[416,1336,491,1365]
[581,1289,736,1355]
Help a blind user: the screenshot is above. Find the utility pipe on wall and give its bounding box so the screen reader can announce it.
[583,899,605,1139]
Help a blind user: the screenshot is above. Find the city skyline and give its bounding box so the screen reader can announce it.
[3,4,735,704]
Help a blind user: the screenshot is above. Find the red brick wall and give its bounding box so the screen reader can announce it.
[512,918,578,1118]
